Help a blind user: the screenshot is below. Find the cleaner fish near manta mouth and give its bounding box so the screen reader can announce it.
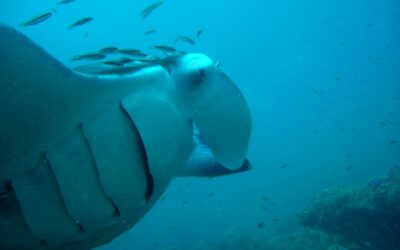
[0,23,252,250]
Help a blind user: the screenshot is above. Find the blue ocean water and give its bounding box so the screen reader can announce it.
[1,0,399,249]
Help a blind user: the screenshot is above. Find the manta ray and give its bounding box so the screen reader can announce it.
[0,23,252,249]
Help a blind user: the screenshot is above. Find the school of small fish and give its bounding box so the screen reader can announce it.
[18,0,205,76]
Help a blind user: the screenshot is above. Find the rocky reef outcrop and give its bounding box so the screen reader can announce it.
[300,167,400,250]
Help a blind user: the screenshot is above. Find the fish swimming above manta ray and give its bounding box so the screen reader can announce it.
[0,23,252,249]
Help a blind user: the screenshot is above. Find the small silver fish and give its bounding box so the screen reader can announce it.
[197,29,204,39]
[118,49,147,57]
[69,17,93,29]
[256,222,265,229]
[151,45,176,53]
[175,36,195,45]
[71,52,106,61]
[102,58,134,67]
[58,0,75,4]
[143,29,157,35]
[140,1,164,21]
[20,12,53,27]
[98,46,119,54]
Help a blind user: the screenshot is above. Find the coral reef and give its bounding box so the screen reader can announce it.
[300,167,400,250]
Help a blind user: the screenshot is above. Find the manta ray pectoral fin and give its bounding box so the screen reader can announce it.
[192,72,252,170]
[0,23,93,180]
[0,23,153,182]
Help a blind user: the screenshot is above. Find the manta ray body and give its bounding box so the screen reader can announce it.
[0,23,251,249]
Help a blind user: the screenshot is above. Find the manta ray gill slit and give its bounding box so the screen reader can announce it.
[119,101,154,202]
[78,123,121,217]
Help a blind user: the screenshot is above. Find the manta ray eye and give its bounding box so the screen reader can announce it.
[174,54,215,89]
[198,69,206,80]
[186,67,207,87]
